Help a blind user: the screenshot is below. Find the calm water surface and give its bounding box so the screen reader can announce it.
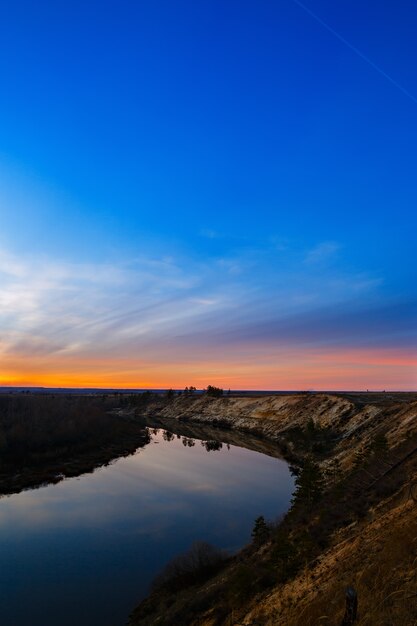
[0,426,294,625]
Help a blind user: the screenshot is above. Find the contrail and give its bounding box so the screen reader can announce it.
[291,0,417,105]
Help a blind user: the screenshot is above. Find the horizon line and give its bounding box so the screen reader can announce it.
[0,386,415,393]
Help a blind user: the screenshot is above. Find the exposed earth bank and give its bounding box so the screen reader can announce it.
[129,392,417,626]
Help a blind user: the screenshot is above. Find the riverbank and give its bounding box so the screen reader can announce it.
[129,391,417,625]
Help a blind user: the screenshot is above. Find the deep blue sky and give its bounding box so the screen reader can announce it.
[0,0,416,388]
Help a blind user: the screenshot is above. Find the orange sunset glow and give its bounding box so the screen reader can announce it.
[1,346,415,390]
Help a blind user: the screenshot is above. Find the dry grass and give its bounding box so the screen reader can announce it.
[130,393,417,626]
[247,491,417,626]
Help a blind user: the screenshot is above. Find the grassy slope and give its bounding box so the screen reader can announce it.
[129,392,417,626]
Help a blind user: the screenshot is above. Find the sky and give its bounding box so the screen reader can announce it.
[0,0,416,390]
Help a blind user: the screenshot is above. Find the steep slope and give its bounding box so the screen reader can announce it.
[129,392,417,626]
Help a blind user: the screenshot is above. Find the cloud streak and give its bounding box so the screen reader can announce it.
[0,242,415,389]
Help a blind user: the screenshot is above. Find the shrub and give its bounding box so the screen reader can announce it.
[251,515,270,546]
[205,385,223,397]
[151,541,227,592]
[291,457,324,508]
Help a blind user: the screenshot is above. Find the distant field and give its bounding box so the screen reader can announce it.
[1,387,415,398]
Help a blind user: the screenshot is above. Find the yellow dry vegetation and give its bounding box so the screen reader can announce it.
[132,392,417,626]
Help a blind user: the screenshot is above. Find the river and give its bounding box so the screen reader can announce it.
[0,423,294,625]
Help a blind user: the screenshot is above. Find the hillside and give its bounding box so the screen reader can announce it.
[129,392,417,625]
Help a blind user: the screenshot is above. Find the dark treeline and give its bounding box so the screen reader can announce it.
[0,394,150,494]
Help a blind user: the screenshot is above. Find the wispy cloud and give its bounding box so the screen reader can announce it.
[1,240,413,389]
[0,247,236,359]
[0,242,386,357]
[305,241,340,264]
[199,228,223,240]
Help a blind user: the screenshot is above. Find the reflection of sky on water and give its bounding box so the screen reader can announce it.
[0,429,294,626]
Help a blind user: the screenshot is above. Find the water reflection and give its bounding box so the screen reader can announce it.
[152,427,228,452]
[0,422,294,626]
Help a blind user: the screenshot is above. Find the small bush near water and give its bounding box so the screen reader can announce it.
[151,541,228,592]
